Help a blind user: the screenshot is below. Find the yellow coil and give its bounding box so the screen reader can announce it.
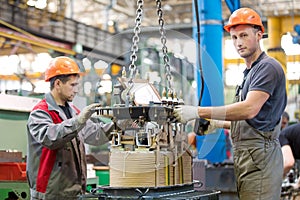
[179,156,183,184]
[164,155,170,185]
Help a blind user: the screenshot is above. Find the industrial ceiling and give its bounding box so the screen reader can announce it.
[67,0,300,32]
[1,0,300,63]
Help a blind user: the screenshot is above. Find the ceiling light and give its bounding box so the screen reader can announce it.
[27,0,36,7]
[281,32,300,55]
[47,2,57,13]
[107,20,114,26]
[35,0,47,9]
[102,74,111,80]
[163,4,172,11]
[83,58,92,70]
[94,60,108,69]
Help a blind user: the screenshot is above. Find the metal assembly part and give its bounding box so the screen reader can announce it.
[81,0,219,199]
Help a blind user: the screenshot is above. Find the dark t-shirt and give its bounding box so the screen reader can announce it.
[241,52,287,131]
[279,123,300,159]
[59,104,72,119]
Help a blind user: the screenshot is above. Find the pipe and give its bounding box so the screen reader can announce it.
[193,0,226,163]
[194,0,223,107]
[224,0,234,13]
[267,17,288,92]
[225,0,240,13]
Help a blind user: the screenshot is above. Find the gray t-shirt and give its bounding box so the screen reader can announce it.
[241,52,287,131]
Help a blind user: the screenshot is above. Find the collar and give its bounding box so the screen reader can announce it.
[45,93,76,120]
[250,51,266,68]
[243,52,266,75]
[45,92,70,111]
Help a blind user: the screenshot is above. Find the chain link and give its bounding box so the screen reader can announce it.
[128,0,173,93]
[128,0,144,80]
[156,0,172,91]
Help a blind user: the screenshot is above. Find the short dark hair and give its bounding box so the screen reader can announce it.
[49,74,80,90]
[253,25,262,32]
[282,111,290,121]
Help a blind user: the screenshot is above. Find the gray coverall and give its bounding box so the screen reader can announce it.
[27,93,112,200]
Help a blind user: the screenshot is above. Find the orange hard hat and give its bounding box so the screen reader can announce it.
[45,56,80,81]
[224,7,264,33]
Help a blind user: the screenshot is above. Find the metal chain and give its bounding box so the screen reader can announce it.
[156,0,172,91]
[128,0,144,80]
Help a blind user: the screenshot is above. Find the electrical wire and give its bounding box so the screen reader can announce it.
[193,0,204,106]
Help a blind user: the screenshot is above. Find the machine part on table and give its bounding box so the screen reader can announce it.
[111,130,121,147]
[92,73,195,190]
[93,77,195,189]
[136,130,151,147]
[86,0,219,199]
[161,88,167,105]
[79,181,220,200]
[194,118,211,136]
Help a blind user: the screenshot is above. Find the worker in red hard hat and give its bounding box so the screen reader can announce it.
[26,56,114,199]
[174,7,286,200]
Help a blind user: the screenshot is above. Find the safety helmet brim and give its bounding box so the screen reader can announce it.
[224,7,265,33]
[45,56,81,82]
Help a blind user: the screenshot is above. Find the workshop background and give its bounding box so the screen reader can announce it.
[1,0,300,199]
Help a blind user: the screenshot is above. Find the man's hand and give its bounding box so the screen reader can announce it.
[204,119,219,134]
[173,105,199,123]
[77,103,101,124]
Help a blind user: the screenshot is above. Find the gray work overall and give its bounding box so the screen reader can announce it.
[231,120,283,200]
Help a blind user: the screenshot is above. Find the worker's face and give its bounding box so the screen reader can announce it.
[56,75,80,102]
[230,25,262,59]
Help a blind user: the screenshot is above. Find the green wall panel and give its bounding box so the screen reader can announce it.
[0,110,29,157]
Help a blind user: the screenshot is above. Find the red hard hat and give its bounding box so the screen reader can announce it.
[45,56,80,82]
[224,8,264,33]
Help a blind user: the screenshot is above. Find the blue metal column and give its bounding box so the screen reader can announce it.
[193,0,226,163]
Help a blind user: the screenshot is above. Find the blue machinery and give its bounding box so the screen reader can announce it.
[193,0,240,163]
[192,1,240,199]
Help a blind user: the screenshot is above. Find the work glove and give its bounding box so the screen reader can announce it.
[77,103,101,124]
[173,105,199,124]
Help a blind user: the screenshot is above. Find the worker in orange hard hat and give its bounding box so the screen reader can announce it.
[174,7,286,200]
[26,56,114,199]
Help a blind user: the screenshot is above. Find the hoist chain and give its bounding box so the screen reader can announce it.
[156,0,172,92]
[128,0,144,80]
[127,0,173,94]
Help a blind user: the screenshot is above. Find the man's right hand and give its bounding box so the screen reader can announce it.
[77,103,101,124]
[173,105,200,123]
